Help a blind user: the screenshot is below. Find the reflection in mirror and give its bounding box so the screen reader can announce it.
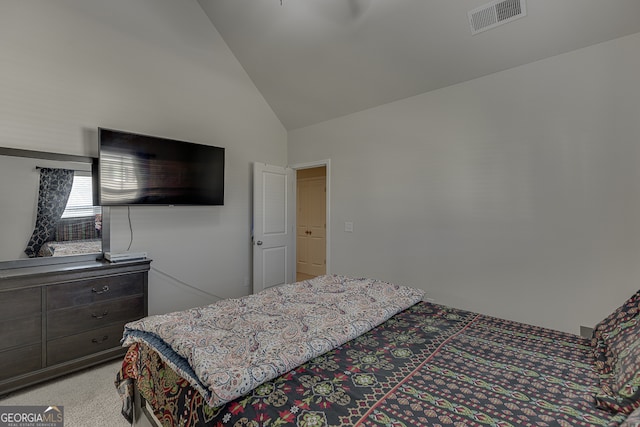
[0,151,102,263]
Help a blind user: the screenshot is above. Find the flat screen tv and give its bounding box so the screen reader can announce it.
[96,128,224,206]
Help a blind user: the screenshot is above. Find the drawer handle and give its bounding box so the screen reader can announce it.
[91,311,109,319]
[91,285,110,294]
[92,335,109,344]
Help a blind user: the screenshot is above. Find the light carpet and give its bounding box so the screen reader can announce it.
[0,360,130,427]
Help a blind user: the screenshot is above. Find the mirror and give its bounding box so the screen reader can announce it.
[0,148,102,265]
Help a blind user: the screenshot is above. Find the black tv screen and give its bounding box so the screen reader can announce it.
[97,128,224,206]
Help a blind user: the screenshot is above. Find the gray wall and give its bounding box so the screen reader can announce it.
[289,32,640,334]
[0,0,287,313]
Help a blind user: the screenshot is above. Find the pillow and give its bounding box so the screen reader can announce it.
[621,404,640,427]
[592,291,640,381]
[37,242,55,257]
[594,314,640,414]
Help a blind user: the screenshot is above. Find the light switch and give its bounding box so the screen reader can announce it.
[345,221,354,232]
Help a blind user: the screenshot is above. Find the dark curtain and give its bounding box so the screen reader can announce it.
[24,168,75,257]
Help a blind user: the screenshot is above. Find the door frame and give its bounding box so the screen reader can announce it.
[290,159,331,277]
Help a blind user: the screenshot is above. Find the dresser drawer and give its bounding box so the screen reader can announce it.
[47,295,145,339]
[47,323,126,366]
[0,315,41,351]
[47,273,144,310]
[0,344,42,381]
[0,287,41,321]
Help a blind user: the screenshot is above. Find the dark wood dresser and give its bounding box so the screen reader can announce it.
[0,259,150,396]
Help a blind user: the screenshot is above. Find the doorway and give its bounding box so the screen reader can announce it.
[252,160,330,293]
[295,164,328,282]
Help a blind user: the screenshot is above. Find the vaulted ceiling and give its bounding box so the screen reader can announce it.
[198,0,640,130]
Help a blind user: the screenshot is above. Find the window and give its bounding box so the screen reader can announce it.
[61,172,101,218]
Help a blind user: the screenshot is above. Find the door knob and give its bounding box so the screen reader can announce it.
[256,241,263,246]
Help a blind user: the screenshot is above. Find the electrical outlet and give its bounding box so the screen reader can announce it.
[345,221,354,232]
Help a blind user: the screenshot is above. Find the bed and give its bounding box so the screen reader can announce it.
[39,238,102,257]
[37,215,102,257]
[115,275,640,427]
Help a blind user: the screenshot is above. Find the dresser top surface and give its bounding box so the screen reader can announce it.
[0,259,151,290]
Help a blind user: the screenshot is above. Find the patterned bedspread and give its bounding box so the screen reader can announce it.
[121,275,424,408]
[39,238,102,257]
[117,302,629,427]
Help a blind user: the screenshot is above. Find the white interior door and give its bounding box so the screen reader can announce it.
[253,163,295,293]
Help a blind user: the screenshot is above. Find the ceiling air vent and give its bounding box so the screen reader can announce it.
[468,0,527,35]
